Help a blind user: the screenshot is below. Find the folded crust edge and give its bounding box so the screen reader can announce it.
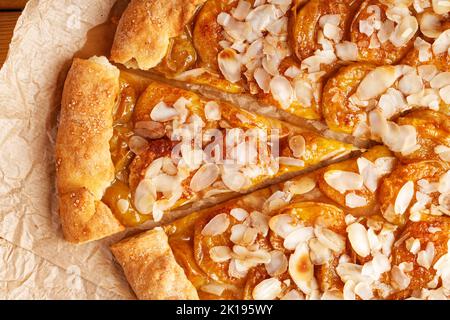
[110,0,207,70]
[56,57,125,244]
[111,228,199,300]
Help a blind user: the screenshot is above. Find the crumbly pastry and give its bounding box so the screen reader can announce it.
[56,57,125,243]
[55,0,450,299]
[111,228,199,299]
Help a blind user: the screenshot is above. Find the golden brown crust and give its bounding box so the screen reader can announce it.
[111,228,199,300]
[56,57,125,243]
[111,0,207,70]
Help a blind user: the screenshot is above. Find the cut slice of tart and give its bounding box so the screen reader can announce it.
[109,0,427,122]
[111,146,450,300]
[56,56,356,244]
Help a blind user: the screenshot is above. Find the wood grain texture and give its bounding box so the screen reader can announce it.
[0,0,28,9]
[0,11,21,66]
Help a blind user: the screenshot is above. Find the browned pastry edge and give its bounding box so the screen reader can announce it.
[56,57,125,244]
[110,0,207,70]
[111,228,199,300]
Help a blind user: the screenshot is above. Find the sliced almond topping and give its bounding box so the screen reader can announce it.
[417,242,435,269]
[270,75,294,109]
[230,208,249,221]
[221,170,248,192]
[268,214,299,238]
[391,265,411,290]
[231,0,252,20]
[210,246,232,263]
[405,237,421,255]
[230,224,258,246]
[354,282,374,300]
[152,174,181,193]
[378,20,395,43]
[250,211,269,236]
[347,223,371,258]
[430,72,450,89]
[116,199,129,214]
[314,226,346,253]
[204,101,222,121]
[288,135,306,158]
[278,157,305,167]
[356,66,399,101]
[285,177,316,195]
[432,0,450,14]
[343,280,356,300]
[319,14,341,28]
[345,193,368,208]
[284,66,301,78]
[150,101,179,122]
[134,179,156,215]
[398,72,423,95]
[432,29,450,55]
[439,171,450,193]
[309,238,332,265]
[280,289,305,300]
[201,213,230,236]
[283,227,314,250]
[289,242,314,288]
[218,48,242,83]
[418,64,438,81]
[420,12,443,38]
[252,278,282,300]
[440,85,450,104]
[323,170,364,194]
[394,181,415,215]
[190,163,220,192]
[265,250,288,277]
[293,78,313,107]
[254,67,271,93]
[335,41,358,61]
[389,16,418,47]
[336,263,369,283]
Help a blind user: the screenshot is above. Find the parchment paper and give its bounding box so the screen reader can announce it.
[0,0,136,299]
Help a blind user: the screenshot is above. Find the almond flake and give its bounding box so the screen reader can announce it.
[210,246,232,263]
[204,101,222,121]
[394,181,415,215]
[347,223,371,258]
[265,250,288,277]
[150,101,179,122]
[252,278,282,300]
[345,193,368,208]
[218,48,242,83]
[230,208,249,221]
[190,163,220,192]
[289,242,314,289]
[323,170,364,194]
[283,227,314,250]
[288,135,306,158]
[201,213,230,236]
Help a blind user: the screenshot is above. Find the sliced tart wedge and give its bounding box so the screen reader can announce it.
[111,146,450,300]
[56,56,356,243]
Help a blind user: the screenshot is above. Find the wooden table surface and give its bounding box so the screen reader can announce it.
[0,0,28,66]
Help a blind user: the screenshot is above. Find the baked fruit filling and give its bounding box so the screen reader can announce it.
[112,146,450,300]
[102,72,354,226]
